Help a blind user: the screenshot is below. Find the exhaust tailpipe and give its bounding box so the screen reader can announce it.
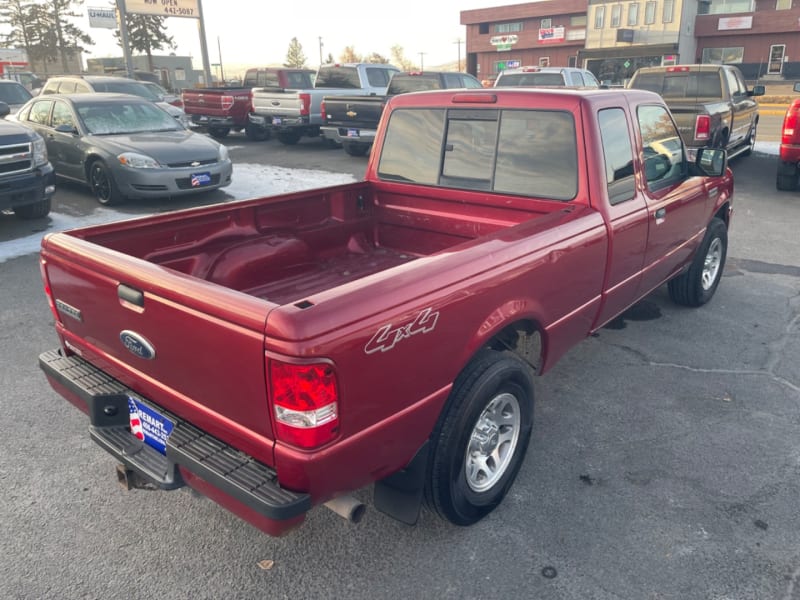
[323,495,366,524]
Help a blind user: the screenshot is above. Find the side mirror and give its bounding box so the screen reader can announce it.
[794,82,800,94]
[54,123,78,135]
[749,84,765,97]
[0,101,10,118]
[695,147,727,177]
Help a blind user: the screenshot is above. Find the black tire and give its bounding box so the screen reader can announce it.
[208,126,231,139]
[323,138,342,149]
[776,162,798,191]
[425,349,534,526]
[741,121,757,157]
[89,160,122,206]
[13,197,51,219]
[276,131,301,145]
[668,217,727,307]
[245,123,270,141]
[342,141,370,157]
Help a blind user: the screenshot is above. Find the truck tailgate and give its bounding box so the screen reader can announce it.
[325,96,385,129]
[41,233,276,455]
[182,90,250,117]
[251,89,304,116]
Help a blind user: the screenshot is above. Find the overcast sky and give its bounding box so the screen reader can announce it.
[79,0,505,74]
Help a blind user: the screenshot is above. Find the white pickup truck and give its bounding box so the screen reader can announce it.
[249,62,399,145]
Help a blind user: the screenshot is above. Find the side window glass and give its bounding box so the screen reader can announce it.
[57,81,77,94]
[41,82,58,95]
[637,104,686,191]
[366,68,391,87]
[29,100,54,125]
[75,83,92,93]
[599,108,636,204]
[52,102,75,129]
[573,72,585,86]
[444,73,461,88]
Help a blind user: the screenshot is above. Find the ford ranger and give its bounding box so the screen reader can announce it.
[250,62,399,145]
[320,70,483,156]
[627,64,764,160]
[38,88,732,537]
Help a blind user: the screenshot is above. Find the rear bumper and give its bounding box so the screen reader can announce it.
[320,125,376,145]
[0,164,56,211]
[39,349,311,534]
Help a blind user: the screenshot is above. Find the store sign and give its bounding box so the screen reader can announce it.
[124,0,199,18]
[538,27,565,44]
[88,6,117,28]
[717,16,752,30]
[490,35,519,46]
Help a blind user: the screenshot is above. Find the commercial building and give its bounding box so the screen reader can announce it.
[461,0,800,85]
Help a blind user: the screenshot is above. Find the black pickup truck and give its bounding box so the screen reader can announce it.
[320,70,483,156]
[0,101,55,219]
[627,64,764,160]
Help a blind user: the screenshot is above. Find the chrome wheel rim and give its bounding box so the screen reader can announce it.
[465,392,521,493]
[702,237,723,290]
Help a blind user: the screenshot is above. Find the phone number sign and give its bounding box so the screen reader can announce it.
[124,0,198,18]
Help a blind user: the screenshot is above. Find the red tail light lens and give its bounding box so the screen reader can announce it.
[320,100,327,121]
[694,114,711,141]
[781,101,800,144]
[269,359,339,449]
[299,93,311,116]
[220,95,234,111]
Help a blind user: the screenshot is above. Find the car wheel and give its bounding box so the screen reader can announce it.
[13,198,51,219]
[668,217,727,307]
[89,160,122,206]
[342,142,370,157]
[776,162,799,191]
[741,121,757,157]
[425,349,534,526]
[208,126,231,139]
[276,131,301,145]
[245,123,270,141]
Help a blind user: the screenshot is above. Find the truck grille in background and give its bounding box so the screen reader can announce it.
[0,141,33,175]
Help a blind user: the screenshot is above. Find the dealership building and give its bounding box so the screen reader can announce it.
[461,0,800,85]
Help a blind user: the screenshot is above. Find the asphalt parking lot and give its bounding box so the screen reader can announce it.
[1,133,798,600]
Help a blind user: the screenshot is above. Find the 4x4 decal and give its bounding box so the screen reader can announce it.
[364,308,439,354]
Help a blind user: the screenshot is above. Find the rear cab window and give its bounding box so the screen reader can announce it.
[378,107,578,200]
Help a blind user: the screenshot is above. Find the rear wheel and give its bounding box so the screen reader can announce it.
[276,131,302,145]
[245,123,270,141]
[342,141,370,157]
[425,349,534,526]
[741,121,757,157]
[776,162,799,191]
[207,126,230,139]
[668,217,727,307]
[13,197,51,219]
[89,160,122,206]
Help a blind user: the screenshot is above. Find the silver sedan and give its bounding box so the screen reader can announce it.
[14,93,233,205]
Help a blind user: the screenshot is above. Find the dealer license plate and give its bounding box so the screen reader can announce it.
[128,397,174,455]
[347,129,360,138]
[191,172,212,187]
[273,117,282,126]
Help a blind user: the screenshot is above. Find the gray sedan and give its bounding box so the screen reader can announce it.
[14,93,233,205]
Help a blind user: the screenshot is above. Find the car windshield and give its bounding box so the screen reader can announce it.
[77,101,182,135]
[0,83,33,105]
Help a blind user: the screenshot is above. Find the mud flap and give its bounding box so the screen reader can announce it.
[373,441,429,525]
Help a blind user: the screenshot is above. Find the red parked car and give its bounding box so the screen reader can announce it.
[777,82,800,190]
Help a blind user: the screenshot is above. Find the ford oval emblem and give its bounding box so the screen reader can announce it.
[119,330,156,360]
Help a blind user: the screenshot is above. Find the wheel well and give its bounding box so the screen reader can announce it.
[84,154,104,180]
[714,202,731,228]
[486,320,543,374]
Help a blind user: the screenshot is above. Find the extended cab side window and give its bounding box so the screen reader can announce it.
[366,68,393,87]
[599,108,635,205]
[637,104,686,191]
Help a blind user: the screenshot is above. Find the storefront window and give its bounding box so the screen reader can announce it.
[701,47,744,64]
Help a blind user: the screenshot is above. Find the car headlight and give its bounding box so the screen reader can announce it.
[118,152,160,169]
[32,134,48,167]
[218,144,229,162]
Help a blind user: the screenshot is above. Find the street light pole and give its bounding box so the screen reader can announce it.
[454,38,464,71]
[319,36,324,66]
[419,52,426,71]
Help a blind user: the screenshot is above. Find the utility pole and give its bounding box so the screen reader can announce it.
[217,36,225,83]
[418,52,426,71]
[319,36,324,66]
[454,38,464,71]
[195,0,213,86]
[115,0,134,78]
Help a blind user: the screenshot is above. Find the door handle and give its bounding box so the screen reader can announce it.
[655,208,666,220]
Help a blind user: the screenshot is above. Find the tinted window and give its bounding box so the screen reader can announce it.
[631,71,722,99]
[366,67,394,87]
[378,107,578,200]
[285,71,313,88]
[0,83,32,105]
[637,104,685,190]
[496,72,565,87]
[390,76,442,93]
[316,67,361,89]
[599,108,635,204]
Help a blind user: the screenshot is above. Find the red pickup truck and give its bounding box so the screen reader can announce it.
[38,88,732,537]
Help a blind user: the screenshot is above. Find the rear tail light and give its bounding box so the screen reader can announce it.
[694,114,711,142]
[39,258,59,323]
[299,93,311,116]
[220,95,234,111]
[781,100,800,144]
[667,66,690,72]
[320,100,327,121]
[269,359,339,449]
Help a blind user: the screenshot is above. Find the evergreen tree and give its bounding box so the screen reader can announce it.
[284,37,307,68]
[114,14,176,72]
[39,0,94,73]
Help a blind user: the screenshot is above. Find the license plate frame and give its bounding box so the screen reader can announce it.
[191,172,212,187]
[273,117,282,126]
[128,397,174,455]
[347,129,360,138]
